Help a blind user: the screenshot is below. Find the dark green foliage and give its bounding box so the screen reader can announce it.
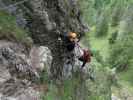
[77,0,133,99]
[0,11,28,41]
[108,31,118,44]
[95,12,109,37]
[92,50,103,64]
[94,0,103,9]
[108,33,133,71]
[80,0,133,69]
[111,6,123,26]
[39,71,50,84]
[108,2,133,71]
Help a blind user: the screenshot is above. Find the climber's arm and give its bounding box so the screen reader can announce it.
[81,61,86,68]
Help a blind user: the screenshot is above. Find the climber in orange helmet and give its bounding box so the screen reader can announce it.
[68,32,79,42]
[59,32,79,51]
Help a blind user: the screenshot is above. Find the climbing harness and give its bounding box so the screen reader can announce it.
[75,43,84,57]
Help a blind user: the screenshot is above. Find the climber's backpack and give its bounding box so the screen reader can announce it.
[79,49,91,63]
[83,49,91,62]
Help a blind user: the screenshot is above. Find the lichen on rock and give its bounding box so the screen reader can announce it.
[0,40,52,100]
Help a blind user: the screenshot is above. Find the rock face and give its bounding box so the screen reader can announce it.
[0,0,89,80]
[0,0,93,100]
[0,0,114,100]
[0,40,52,100]
[17,0,88,80]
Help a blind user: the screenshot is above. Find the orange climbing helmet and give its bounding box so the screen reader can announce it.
[68,32,79,42]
